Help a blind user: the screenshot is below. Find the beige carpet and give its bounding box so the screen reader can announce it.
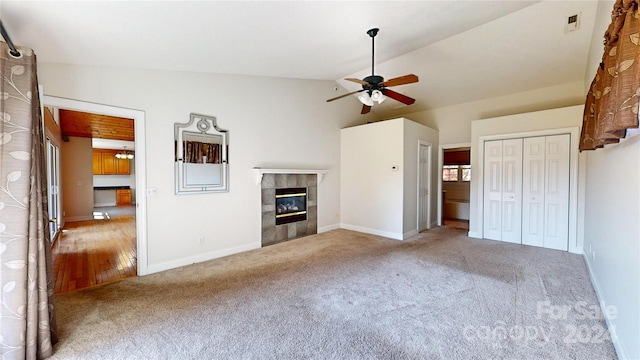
[50,227,617,359]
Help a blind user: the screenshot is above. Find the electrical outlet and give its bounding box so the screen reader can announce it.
[198,236,204,245]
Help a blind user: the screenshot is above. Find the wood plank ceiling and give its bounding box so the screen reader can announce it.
[59,109,134,141]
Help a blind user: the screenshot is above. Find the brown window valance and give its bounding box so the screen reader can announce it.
[580,0,640,151]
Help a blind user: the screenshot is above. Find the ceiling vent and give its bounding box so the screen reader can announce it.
[565,13,580,33]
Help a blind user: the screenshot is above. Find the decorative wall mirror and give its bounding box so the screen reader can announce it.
[175,113,229,194]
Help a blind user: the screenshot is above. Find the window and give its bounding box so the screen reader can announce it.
[443,165,471,182]
[443,165,459,182]
[461,165,471,182]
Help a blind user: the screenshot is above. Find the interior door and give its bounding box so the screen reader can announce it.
[483,140,503,241]
[522,136,545,247]
[418,143,430,231]
[543,134,570,250]
[500,139,523,244]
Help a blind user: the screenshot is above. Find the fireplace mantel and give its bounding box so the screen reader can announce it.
[253,168,329,185]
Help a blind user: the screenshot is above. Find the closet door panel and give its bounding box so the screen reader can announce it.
[483,140,503,241]
[544,134,570,250]
[522,137,545,247]
[500,139,523,244]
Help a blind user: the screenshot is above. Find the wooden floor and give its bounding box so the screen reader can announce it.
[443,218,470,230]
[52,207,137,294]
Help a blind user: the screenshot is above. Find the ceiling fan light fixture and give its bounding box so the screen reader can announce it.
[358,92,374,106]
[371,90,385,104]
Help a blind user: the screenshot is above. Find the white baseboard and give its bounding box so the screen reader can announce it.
[403,229,419,239]
[318,223,340,233]
[467,231,481,238]
[64,215,94,222]
[582,253,628,360]
[339,223,403,240]
[145,241,261,275]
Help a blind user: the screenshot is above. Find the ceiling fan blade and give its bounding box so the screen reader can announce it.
[361,104,371,114]
[326,89,364,102]
[382,89,416,105]
[381,74,419,87]
[345,78,370,86]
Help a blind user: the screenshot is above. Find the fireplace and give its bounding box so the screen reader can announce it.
[275,187,307,225]
[261,173,317,247]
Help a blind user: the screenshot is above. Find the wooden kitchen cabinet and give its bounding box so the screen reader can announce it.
[102,153,117,174]
[116,157,130,174]
[92,149,130,175]
[116,189,132,206]
[92,152,103,174]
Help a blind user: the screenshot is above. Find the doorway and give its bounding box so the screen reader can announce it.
[43,96,147,292]
[45,137,61,241]
[438,144,471,231]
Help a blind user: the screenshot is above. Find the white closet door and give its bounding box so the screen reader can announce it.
[483,140,503,241]
[484,134,570,250]
[500,139,523,244]
[543,134,570,250]
[483,139,523,243]
[522,137,545,247]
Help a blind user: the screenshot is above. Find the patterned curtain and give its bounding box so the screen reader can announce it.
[0,43,58,358]
[580,0,640,150]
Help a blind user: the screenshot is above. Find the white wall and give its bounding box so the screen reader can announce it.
[60,136,94,222]
[340,119,405,238]
[389,80,586,145]
[340,118,437,239]
[38,63,360,272]
[583,136,640,360]
[581,1,640,359]
[402,119,439,233]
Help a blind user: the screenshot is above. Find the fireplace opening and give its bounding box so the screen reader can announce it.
[275,187,307,225]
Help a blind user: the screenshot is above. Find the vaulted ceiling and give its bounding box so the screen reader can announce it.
[1,1,598,119]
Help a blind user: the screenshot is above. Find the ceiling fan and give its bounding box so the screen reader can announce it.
[327,28,419,115]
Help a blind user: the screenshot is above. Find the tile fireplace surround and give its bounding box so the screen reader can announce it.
[261,173,317,246]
